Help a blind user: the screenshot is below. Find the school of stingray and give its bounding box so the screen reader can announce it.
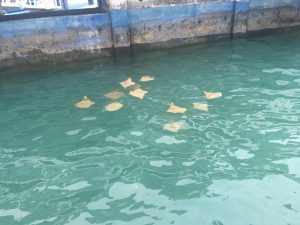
[75,75,222,133]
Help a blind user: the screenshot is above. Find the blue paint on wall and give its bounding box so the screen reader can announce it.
[87,14,111,27]
[128,4,194,23]
[111,9,129,27]
[195,1,233,16]
[250,0,297,8]
[0,13,111,39]
[236,1,250,13]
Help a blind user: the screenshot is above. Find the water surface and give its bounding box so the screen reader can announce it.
[1,31,300,225]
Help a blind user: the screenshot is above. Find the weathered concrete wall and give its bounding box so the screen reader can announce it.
[108,0,235,49]
[233,0,250,36]
[1,0,300,69]
[110,0,300,47]
[247,0,300,32]
[0,13,113,68]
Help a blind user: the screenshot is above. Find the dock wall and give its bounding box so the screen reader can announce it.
[1,0,300,68]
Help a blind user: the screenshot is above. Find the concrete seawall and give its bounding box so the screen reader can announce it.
[1,0,300,69]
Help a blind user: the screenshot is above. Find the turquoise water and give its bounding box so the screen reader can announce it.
[1,31,300,225]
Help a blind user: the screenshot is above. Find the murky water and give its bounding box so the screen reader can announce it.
[1,31,300,225]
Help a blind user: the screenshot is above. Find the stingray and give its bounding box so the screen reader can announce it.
[105,90,124,100]
[204,91,222,100]
[129,88,148,100]
[120,77,135,88]
[193,102,208,112]
[75,96,95,108]
[140,75,155,82]
[128,84,141,91]
[163,121,183,133]
[105,102,123,111]
[167,103,187,114]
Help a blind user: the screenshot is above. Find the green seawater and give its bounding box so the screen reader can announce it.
[1,31,300,225]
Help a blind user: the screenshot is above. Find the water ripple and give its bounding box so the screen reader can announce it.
[1,32,300,225]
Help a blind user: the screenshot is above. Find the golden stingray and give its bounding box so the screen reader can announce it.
[204,91,222,100]
[167,103,187,114]
[193,102,208,112]
[120,77,135,88]
[163,121,183,133]
[75,96,95,109]
[140,75,155,82]
[105,102,123,111]
[105,90,124,100]
[129,88,148,100]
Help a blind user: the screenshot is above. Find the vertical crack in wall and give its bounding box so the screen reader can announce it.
[126,0,134,55]
[108,6,117,56]
[296,0,300,20]
[245,1,250,36]
[193,0,196,44]
[230,0,237,39]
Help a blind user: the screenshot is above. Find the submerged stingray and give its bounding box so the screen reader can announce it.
[129,88,148,100]
[105,90,124,100]
[167,103,187,114]
[128,84,141,91]
[105,102,123,111]
[140,75,155,82]
[163,121,183,133]
[120,77,135,88]
[193,102,208,112]
[75,96,95,109]
[204,91,222,100]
